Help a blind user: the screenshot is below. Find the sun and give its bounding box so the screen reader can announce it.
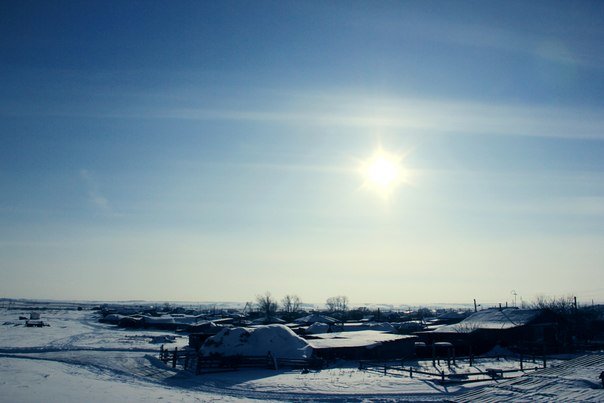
[359,148,408,198]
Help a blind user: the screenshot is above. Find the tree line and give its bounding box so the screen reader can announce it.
[253,292,350,319]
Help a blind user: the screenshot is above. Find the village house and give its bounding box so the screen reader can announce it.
[417,308,565,355]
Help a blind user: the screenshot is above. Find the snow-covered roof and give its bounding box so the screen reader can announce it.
[201,324,313,359]
[435,311,469,320]
[307,330,416,349]
[294,314,338,324]
[188,320,224,334]
[306,322,330,334]
[453,353,604,402]
[250,316,286,325]
[333,322,398,333]
[142,315,200,325]
[429,308,543,334]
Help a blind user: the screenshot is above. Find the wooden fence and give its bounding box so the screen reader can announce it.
[159,345,548,382]
[358,356,546,384]
[159,345,324,375]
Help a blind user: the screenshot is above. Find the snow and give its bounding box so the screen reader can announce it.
[0,355,252,402]
[432,308,542,333]
[196,361,450,397]
[0,309,189,351]
[294,314,338,325]
[0,308,248,402]
[335,322,398,333]
[306,322,330,334]
[99,313,124,324]
[0,304,585,401]
[453,353,604,402]
[201,325,313,359]
[250,316,286,325]
[143,314,202,325]
[307,330,414,349]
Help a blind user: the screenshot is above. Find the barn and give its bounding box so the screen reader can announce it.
[306,330,417,360]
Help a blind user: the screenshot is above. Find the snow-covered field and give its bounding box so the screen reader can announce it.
[0,306,573,402]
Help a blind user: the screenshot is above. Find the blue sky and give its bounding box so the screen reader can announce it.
[1,1,603,305]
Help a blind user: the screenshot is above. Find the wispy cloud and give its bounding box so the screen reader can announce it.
[346,8,602,69]
[158,92,604,140]
[3,79,603,140]
[424,21,593,68]
[80,169,111,213]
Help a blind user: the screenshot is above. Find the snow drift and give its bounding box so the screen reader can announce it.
[201,324,313,359]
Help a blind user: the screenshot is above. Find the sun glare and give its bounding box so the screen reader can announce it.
[360,149,408,198]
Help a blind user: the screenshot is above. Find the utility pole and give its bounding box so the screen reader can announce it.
[573,296,577,311]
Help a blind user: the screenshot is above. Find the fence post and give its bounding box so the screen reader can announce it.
[410,367,413,378]
[520,353,523,370]
[452,346,456,365]
[160,344,164,361]
[172,347,178,369]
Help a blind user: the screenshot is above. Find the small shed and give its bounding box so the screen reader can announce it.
[188,321,228,350]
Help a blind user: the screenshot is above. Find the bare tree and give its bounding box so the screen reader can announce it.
[530,294,575,315]
[256,292,278,317]
[281,295,301,314]
[454,322,480,334]
[326,295,349,312]
[416,307,433,321]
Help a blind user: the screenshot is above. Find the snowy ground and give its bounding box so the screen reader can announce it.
[0,306,569,402]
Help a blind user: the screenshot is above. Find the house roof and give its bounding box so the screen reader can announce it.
[294,313,339,325]
[428,308,543,334]
[434,311,469,321]
[330,322,398,333]
[307,330,416,349]
[251,316,286,325]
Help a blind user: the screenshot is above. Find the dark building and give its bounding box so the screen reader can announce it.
[306,330,417,360]
[417,308,565,355]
